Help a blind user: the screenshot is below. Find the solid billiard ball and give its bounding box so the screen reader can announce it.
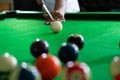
[62,61,91,80]
[0,53,18,80]
[67,34,84,50]
[0,52,18,72]
[30,39,49,58]
[58,42,79,64]
[110,56,120,80]
[9,62,41,80]
[50,21,63,33]
[35,53,61,80]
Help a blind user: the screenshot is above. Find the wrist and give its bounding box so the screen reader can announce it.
[54,10,65,15]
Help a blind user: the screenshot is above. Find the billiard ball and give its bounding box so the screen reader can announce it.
[0,52,18,72]
[62,61,91,80]
[0,53,18,80]
[58,42,79,64]
[35,53,61,80]
[50,21,63,33]
[30,39,49,58]
[9,62,41,80]
[67,34,84,50]
[110,56,120,80]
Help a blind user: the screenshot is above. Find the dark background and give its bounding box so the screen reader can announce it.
[14,0,41,11]
[79,0,120,11]
[13,0,120,12]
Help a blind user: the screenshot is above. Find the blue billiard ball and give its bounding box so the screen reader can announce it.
[58,42,79,64]
[9,62,41,80]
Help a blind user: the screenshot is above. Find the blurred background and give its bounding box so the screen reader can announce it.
[0,0,40,11]
[79,0,120,12]
[0,0,120,12]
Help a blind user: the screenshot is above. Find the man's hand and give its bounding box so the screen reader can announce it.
[43,10,65,24]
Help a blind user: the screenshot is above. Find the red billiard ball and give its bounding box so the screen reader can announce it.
[35,53,61,80]
[62,61,91,80]
[110,56,120,80]
[30,39,49,58]
[58,42,79,64]
[67,34,84,50]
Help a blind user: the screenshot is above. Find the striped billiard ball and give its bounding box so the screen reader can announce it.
[62,61,91,80]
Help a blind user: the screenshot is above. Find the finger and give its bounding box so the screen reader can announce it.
[60,16,65,22]
[53,14,61,21]
[45,19,52,24]
[59,18,65,22]
[54,13,61,20]
[43,14,49,19]
[56,16,65,22]
[53,12,64,21]
[45,21,50,25]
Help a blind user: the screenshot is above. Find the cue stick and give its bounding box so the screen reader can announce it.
[41,0,54,21]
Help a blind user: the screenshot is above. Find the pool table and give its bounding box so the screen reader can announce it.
[0,11,120,80]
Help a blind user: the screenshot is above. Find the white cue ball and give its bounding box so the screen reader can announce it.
[50,21,63,33]
[0,52,18,72]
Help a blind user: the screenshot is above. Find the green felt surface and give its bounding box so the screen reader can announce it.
[0,11,120,80]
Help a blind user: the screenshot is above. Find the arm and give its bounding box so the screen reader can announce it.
[54,0,65,15]
[44,0,66,24]
[36,0,66,24]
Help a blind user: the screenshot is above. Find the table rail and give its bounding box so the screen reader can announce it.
[1,11,120,20]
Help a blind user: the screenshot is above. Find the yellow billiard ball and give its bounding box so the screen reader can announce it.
[0,52,18,72]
